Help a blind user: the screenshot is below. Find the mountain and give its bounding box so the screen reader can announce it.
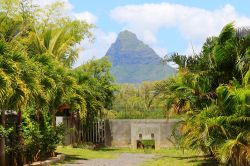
[105,30,175,83]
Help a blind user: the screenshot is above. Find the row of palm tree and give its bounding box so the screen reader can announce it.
[157,23,250,165]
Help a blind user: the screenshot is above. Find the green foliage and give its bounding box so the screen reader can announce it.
[111,82,167,119]
[115,109,166,119]
[22,107,65,161]
[0,0,116,164]
[141,140,155,149]
[157,23,250,166]
[0,125,13,138]
[74,57,117,123]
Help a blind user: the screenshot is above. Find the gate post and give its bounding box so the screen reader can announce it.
[104,119,111,146]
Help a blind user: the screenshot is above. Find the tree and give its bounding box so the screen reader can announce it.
[157,23,250,165]
[0,1,102,165]
[74,57,117,123]
[112,81,166,119]
[28,20,93,67]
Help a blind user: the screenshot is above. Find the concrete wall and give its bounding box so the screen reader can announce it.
[105,119,178,148]
[59,117,178,148]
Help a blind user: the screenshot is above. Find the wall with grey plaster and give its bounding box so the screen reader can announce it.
[105,119,178,148]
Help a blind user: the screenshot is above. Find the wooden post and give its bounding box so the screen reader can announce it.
[17,110,23,166]
[95,122,98,143]
[0,110,6,166]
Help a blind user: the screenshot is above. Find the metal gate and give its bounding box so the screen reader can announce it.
[85,120,105,144]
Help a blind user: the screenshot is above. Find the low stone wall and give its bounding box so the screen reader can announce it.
[105,119,178,148]
[24,154,65,166]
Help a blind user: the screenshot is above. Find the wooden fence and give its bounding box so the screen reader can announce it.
[84,120,105,144]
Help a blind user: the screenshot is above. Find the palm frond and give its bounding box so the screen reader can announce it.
[218,22,236,44]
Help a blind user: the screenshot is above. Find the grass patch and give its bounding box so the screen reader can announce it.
[54,146,218,166]
[56,146,119,159]
[54,146,119,165]
[142,148,218,166]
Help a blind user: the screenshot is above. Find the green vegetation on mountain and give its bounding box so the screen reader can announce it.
[106,30,175,83]
[111,64,175,84]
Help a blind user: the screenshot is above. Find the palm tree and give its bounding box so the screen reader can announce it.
[29,28,77,66]
[0,38,36,165]
[157,23,250,165]
[28,19,93,67]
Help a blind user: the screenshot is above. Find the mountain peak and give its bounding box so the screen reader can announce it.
[106,30,161,66]
[105,30,176,83]
[117,30,137,40]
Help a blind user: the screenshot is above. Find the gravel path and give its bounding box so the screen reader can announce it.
[64,153,156,166]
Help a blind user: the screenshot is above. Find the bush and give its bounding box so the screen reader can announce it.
[115,109,166,119]
[22,107,65,162]
[141,140,155,149]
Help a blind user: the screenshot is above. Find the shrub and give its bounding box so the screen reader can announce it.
[22,107,65,162]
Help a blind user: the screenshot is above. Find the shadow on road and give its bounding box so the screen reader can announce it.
[158,155,218,166]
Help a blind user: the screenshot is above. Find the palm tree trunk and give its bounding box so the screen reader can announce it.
[0,110,6,166]
[52,109,56,127]
[208,147,214,157]
[16,110,23,166]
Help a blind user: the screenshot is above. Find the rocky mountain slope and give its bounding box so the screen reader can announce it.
[105,30,175,83]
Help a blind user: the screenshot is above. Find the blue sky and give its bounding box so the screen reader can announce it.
[37,0,250,66]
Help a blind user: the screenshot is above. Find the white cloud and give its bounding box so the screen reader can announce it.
[74,12,98,24]
[152,46,167,58]
[33,0,73,11]
[110,3,250,51]
[33,0,113,66]
[74,29,117,67]
[34,0,97,24]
